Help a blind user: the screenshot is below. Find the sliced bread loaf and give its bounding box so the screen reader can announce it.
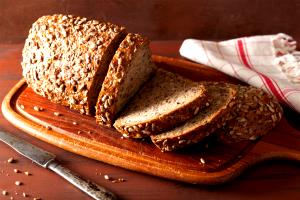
[96,33,156,127]
[217,85,283,143]
[113,69,209,138]
[151,82,237,152]
[22,14,127,115]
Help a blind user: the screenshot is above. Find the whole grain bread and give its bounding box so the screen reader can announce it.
[151,82,237,152]
[217,85,283,143]
[22,14,127,115]
[113,69,209,138]
[96,33,156,127]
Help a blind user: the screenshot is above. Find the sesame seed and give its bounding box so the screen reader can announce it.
[77,130,82,134]
[33,106,40,111]
[33,198,41,200]
[73,121,78,125]
[22,192,27,197]
[249,136,258,140]
[193,107,200,115]
[53,112,61,116]
[111,178,125,183]
[45,125,52,130]
[20,104,25,109]
[2,190,8,196]
[178,139,186,144]
[15,181,22,186]
[13,169,20,173]
[7,157,15,163]
[200,158,205,164]
[118,178,125,182]
[24,171,31,176]
[104,174,110,180]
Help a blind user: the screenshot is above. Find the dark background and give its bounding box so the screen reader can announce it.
[0,0,299,43]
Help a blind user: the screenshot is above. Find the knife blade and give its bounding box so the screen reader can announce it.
[0,130,117,200]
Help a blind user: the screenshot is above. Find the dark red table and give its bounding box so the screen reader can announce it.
[0,42,300,200]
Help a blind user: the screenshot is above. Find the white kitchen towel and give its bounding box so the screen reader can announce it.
[179,33,300,113]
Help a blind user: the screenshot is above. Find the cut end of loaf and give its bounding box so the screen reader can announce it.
[113,69,209,138]
[96,33,156,127]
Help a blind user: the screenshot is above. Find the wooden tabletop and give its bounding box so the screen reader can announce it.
[0,42,300,200]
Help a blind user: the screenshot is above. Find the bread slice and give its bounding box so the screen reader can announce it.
[96,33,156,127]
[113,69,209,138]
[151,82,237,152]
[22,14,127,115]
[217,85,283,143]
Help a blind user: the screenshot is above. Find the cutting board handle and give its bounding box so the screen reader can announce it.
[253,116,300,162]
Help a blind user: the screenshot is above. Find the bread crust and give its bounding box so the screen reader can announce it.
[22,14,126,115]
[151,82,237,152]
[113,70,209,138]
[217,85,283,143]
[96,33,156,127]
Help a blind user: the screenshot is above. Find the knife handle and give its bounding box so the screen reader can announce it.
[48,161,117,200]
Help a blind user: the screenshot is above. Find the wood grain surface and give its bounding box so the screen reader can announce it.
[0,43,300,200]
[1,0,300,43]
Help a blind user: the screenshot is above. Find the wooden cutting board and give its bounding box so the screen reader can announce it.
[2,55,300,185]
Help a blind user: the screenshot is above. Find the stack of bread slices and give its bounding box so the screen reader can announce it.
[22,14,283,152]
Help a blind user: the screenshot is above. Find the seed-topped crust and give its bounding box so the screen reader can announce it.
[151,82,238,152]
[96,33,156,127]
[22,14,126,115]
[113,69,209,138]
[217,85,283,143]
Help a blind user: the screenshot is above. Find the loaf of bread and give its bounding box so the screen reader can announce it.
[113,69,209,138]
[22,14,284,153]
[217,85,283,143]
[151,82,237,152]
[96,33,156,127]
[22,14,127,115]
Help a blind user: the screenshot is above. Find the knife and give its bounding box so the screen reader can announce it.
[0,130,117,200]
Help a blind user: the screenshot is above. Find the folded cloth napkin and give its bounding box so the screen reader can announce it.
[179,33,300,113]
